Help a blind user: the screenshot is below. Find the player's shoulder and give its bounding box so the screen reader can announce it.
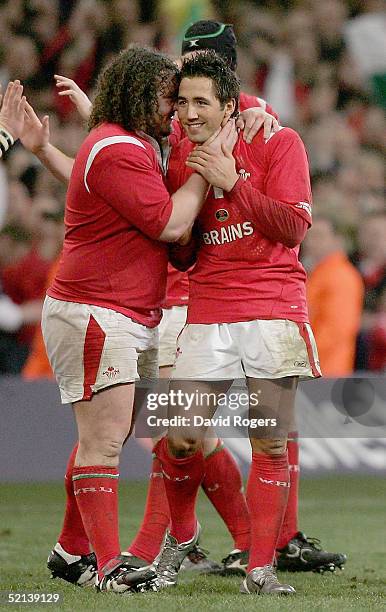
[239,91,266,111]
[84,123,154,164]
[263,126,306,153]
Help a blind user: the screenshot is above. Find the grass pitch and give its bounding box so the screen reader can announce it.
[1,475,385,611]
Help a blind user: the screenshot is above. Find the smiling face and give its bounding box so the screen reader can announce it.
[177,76,235,143]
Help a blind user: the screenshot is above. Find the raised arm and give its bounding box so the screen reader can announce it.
[20,101,74,184]
[54,74,92,121]
[0,80,26,157]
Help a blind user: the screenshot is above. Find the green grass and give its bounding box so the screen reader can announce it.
[1,476,385,611]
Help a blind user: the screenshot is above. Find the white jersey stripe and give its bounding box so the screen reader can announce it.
[84,136,146,193]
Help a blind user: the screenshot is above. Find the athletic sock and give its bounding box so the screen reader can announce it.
[202,440,250,551]
[154,436,204,543]
[276,432,299,549]
[72,465,120,574]
[57,444,90,556]
[246,451,290,570]
[127,453,170,562]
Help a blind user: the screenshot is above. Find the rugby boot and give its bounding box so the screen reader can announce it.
[276,531,347,573]
[47,543,97,587]
[208,549,249,576]
[240,565,296,595]
[155,523,200,587]
[96,555,159,593]
[181,544,222,572]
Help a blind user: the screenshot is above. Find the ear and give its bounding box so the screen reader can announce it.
[223,98,236,120]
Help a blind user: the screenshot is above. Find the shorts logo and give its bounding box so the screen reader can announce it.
[215,209,229,222]
[294,361,307,367]
[103,366,120,379]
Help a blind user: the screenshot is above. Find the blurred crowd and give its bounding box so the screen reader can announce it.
[0,0,385,376]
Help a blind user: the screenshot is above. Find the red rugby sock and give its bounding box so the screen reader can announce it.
[202,441,250,551]
[72,465,121,574]
[155,437,204,543]
[276,432,299,549]
[246,451,289,570]
[58,444,90,556]
[127,454,170,562]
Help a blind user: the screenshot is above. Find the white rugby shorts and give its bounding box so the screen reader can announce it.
[42,296,159,404]
[171,319,321,380]
[158,305,187,367]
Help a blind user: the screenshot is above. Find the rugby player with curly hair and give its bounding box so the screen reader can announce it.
[39,46,237,595]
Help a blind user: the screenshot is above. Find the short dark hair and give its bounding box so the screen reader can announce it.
[180,50,240,115]
[89,47,179,135]
[181,20,237,71]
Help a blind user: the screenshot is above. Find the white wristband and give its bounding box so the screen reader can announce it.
[0,125,14,157]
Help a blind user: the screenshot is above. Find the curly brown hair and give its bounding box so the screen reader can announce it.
[88,46,179,135]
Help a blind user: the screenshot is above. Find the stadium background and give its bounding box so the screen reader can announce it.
[0,1,385,609]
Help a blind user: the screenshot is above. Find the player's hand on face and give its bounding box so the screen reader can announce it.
[0,80,26,140]
[198,118,238,154]
[236,108,280,144]
[54,74,92,120]
[186,135,239,192]
[20,101,50,154]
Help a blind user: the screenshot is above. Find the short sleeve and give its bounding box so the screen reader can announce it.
[86,140,173,240]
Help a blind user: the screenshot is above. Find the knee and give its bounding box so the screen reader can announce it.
[168,436,201,458]
[251,438,287,456]
[78,435,125,463]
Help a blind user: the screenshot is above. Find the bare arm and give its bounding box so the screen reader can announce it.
[159,173,208,241]
[20,101,74,183]
[35,143,74,184]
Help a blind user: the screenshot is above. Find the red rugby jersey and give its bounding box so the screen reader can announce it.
[48,123,173,327]
[165,92,278,308]
[167,127,312,324]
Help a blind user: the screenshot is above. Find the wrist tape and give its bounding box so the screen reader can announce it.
[0,125,14,157]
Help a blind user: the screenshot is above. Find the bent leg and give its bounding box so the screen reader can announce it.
[73,383,134,574]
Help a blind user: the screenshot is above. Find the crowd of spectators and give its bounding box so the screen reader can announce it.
[0,0,385,375]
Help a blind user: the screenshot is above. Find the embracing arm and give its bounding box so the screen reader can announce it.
[159,174,208,241]
[168,225,199,270]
